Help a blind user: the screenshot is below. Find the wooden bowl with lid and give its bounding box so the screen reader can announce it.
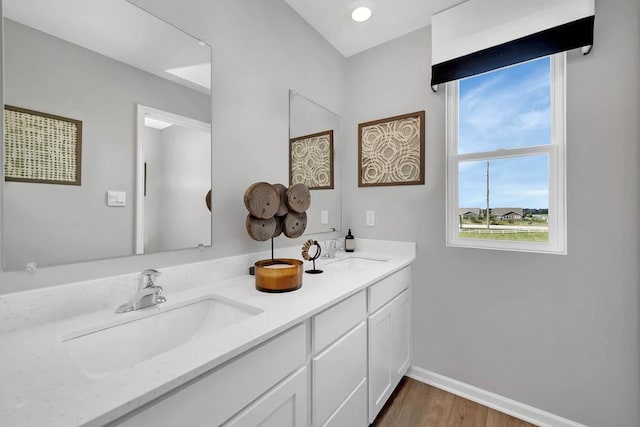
[254,258,303,292]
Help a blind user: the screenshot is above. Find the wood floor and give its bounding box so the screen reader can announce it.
[372,377,538,427]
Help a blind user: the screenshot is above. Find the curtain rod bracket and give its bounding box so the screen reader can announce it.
[581,45,592,55]
[431,84,438,93]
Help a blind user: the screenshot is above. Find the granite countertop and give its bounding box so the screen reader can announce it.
[0,245,415,427]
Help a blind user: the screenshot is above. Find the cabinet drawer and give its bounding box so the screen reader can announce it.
[312,321,367,427]
[313,290,366,353]
[323,377,367,427]
[112,323,307,427]
[368,266,411,314]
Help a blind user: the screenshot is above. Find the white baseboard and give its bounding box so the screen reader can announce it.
[407,366,587,427]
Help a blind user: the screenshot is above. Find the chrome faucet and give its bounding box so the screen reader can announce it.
[116,269,166,313]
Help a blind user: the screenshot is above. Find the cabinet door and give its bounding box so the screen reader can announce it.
[391,289,411,380]
[368,300,393,422]
[368,289,411,423]
[223,366,308,427]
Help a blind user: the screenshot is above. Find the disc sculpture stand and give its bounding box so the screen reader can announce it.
[244,182,311,292]
[301,239,323,274]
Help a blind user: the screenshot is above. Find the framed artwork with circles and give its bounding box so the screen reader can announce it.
[289,130,334,190]
[358,111,425,187]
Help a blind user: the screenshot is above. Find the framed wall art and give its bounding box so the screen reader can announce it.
[358,110,425,187]
[4,105,82,185]
[289,129,334,190]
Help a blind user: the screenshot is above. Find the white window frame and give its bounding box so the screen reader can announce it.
[445,53,567,254]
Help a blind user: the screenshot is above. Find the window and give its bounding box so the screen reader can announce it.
[446,54,566,254]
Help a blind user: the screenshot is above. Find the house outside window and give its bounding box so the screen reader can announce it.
[446,54,567,254]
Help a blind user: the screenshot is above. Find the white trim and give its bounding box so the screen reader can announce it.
[135,104,211,255]
[0,12,5,270]
[135,106,145,255]
[445,53,567,255]
[456,145,555,162]
[444,81,459,251]
[551,53,568,254]
[407,366,588,427]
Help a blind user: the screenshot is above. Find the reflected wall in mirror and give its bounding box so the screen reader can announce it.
[289,90,341,234]
[2,0,212,271]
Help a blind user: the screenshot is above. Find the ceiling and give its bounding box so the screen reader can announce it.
[284,0,464,57]
[3,0,211,94]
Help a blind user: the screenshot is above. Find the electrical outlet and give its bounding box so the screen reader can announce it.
[366,210,375,226]
[321,210,329,224]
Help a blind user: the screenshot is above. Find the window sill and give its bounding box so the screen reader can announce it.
[446,237,566,255]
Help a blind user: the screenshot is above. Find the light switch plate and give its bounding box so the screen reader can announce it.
[107,191,126,207]
[366,210,375,226]
[321,210,329,224]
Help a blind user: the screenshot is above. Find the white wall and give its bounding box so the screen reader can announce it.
[0,0,345,292]
[144,124,211,253]
[343,1,639,425]
[2,19,210,270]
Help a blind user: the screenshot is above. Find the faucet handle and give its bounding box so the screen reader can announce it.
[142,268,161,277]
[140,269,161,288]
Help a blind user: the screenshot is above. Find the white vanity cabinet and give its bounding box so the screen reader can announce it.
[367,267,412,423]
[111,323,308,427]
[109,265,412,427]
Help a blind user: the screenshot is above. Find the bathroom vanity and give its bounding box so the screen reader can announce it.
[0,239,415,426]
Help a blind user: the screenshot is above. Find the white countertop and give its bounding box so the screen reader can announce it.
[0,242,415,427]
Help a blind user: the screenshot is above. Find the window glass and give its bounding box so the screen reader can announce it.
[458,155,549,242]
[458,57,551,154]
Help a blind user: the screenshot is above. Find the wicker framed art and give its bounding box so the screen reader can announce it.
[358,111,425,187]
[289,129,334,190]
[4,105,82,185]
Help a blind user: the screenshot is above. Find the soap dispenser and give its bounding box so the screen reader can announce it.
[345,229,355,252]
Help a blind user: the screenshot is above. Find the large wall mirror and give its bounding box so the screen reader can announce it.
[2,0,212,271]
[289,90,342,234]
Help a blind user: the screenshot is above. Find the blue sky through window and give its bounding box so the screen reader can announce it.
[458,57,551,209]
[459,156,549,209]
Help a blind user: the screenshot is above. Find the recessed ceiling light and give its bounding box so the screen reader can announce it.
[351,6,372,23]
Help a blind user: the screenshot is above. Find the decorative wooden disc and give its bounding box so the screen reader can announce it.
[283,212,307,238]
[272,216,284,238]
[272,183,289,217]
[244,182,279,219]
[246,214,277,241]
[205,189,212,212]
[286,184,311,213]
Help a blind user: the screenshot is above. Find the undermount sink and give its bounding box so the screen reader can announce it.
[63,296,262,377]
[324,256,389,269]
